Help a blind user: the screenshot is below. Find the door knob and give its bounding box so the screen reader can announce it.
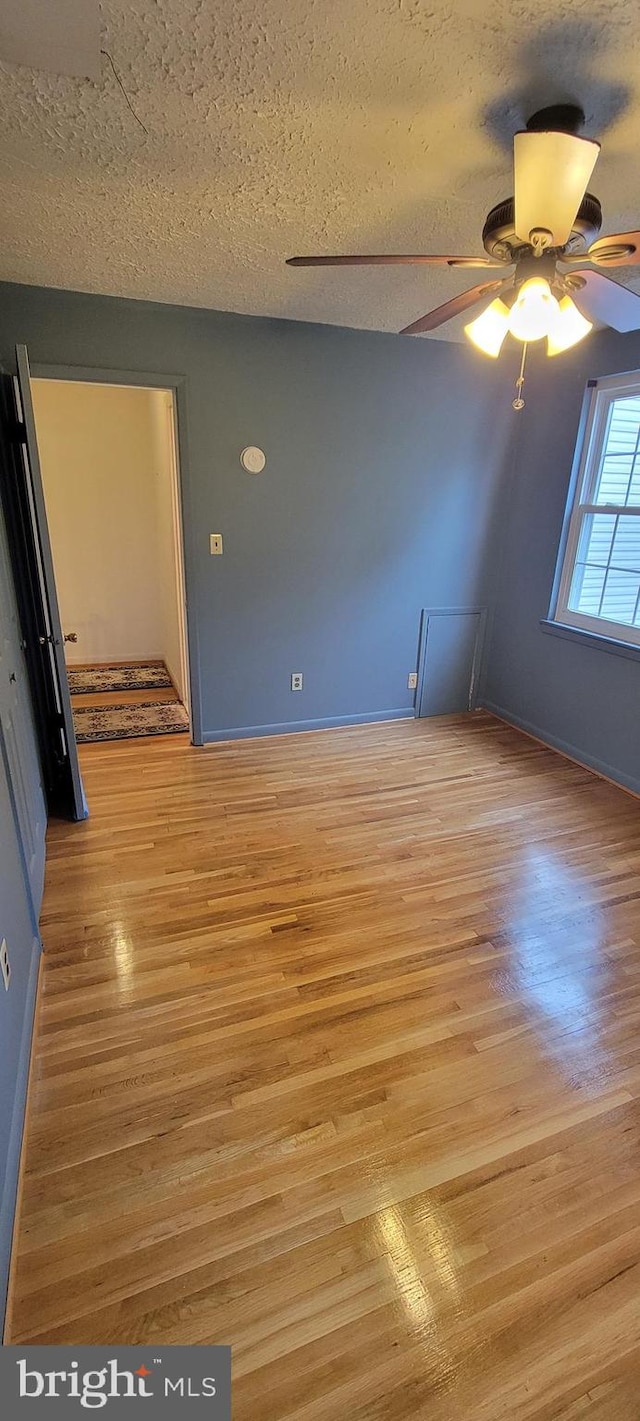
[64,632,78,643]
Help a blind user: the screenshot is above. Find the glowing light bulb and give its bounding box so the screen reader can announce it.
[547,296,593,356]
[464,298,511,357]
[508,277,560,343]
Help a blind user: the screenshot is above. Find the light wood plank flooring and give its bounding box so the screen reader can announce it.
[71,687,179,710]
[8,712,640,1418]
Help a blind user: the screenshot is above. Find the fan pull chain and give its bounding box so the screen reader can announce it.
[512,343,528,410]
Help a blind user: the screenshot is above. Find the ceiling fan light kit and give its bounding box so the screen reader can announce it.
[288,103,640,409]
[464,297,511,357]
[509,276,560,341]
[547,296,593,356]
[466,278,593,358]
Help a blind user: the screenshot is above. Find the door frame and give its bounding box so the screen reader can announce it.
[30,364,203,746]
[415,606,487,718]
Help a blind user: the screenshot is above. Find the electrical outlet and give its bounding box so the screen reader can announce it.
[407,672,418,690]
[0,939,10,992]
[291,672,303,691]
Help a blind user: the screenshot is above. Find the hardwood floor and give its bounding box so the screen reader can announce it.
[71,687,179,709]
[8,712,640,1418]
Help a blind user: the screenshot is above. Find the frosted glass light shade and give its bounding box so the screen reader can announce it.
[547,296,593,356]
[509,277,560,342]
[464,298,511,357]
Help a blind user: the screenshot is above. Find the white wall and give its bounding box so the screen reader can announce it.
[32,380,185,694]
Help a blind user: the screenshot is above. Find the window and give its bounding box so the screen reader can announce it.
[553,372,640,648]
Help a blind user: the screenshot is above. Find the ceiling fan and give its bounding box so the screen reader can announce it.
[287,104,640,404]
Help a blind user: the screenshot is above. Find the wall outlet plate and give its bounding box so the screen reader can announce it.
[0,939,10,991]
[291,673,303,691]
[407,672,418,690]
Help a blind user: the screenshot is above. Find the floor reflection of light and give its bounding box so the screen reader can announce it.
[376,1197,461,1316]
[412,1196,461,1301]
[375,1200,460,1389]
[377,1205,435,1330]
[113,923,134,985]
[508,847,610,1075]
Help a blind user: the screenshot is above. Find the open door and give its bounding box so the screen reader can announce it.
[0,503,47,906]
[7,346,87,821]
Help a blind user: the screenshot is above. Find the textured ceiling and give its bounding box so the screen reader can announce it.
[0,0,639,338]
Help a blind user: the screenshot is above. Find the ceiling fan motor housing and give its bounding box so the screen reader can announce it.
[482,193,602,263]
[525,103,586,135]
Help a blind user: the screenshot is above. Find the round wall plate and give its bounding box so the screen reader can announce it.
[240,445,266,474]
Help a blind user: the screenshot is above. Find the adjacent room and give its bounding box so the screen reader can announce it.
[31,377,191,744]
[1,1,640,1417]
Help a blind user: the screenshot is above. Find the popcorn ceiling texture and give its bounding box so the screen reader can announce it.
[0,0,638,338]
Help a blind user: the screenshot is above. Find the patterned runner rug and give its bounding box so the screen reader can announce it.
[73,700,189,743]
[68,663,172,694]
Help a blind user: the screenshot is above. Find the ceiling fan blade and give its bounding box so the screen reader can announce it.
[585,231,640,266]
[568,269,640,332]
[400,279,511,335]
[286,254,501,268]
[513,130,600,246]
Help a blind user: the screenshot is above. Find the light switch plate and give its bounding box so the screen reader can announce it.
[407,672,418,690]
[210,534,223,555]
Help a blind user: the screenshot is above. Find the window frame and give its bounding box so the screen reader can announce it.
[552,369,640,649]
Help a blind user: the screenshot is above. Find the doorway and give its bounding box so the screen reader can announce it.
[30,378,192,746]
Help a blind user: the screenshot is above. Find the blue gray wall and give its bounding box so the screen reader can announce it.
[0,282,510,741]
[483,328,640,795]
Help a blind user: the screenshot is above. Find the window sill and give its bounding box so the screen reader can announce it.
[540,619,640,665]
